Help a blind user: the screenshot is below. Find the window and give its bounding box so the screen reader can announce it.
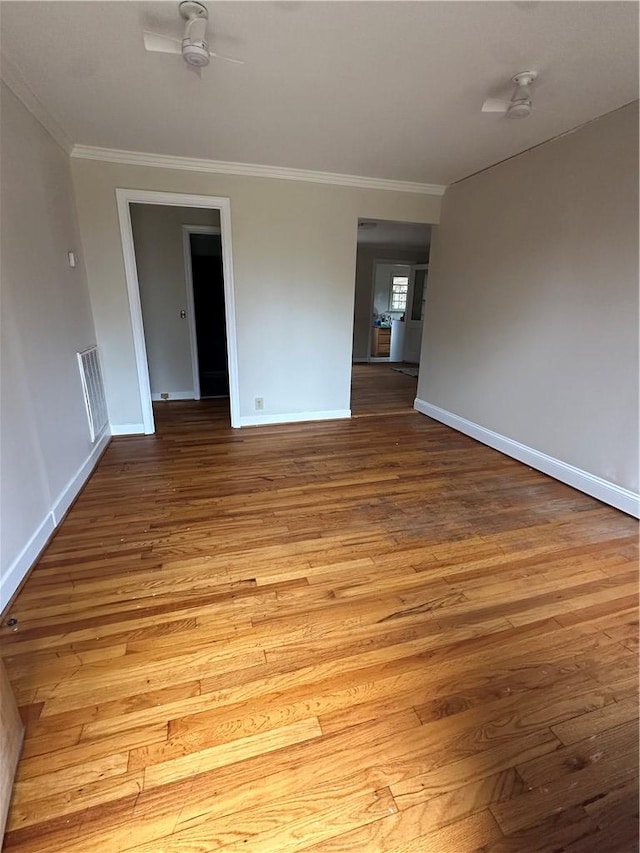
[390,276,409,311]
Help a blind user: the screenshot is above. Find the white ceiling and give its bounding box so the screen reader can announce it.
[1,1,638,185]
[357,220,431,248]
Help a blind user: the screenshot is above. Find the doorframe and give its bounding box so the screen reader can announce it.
[115,189,240,431]
[404,263,429,363]
[182,224,222,401]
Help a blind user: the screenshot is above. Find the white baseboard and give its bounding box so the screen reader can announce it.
[110,423,146,436]
[52,430,110,522]
[414,398,640,519]
[239,409,351,428]
[0,430,112,613]
[151,391,195,401]
[0,514,55,613]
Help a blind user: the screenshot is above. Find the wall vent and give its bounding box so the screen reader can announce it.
[77,346,108,442]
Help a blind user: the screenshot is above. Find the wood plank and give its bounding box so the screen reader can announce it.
[143,717,322,789]
[550,697,639,745]
[475,805,600,853]
[2,397,637,853]
[125,783,397,853]
[493,733,638,834]
[515,718,639,789]
[304,807,503,852]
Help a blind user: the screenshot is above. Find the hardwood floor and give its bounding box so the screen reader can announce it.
[350,363,417,416]
[1,401,638,852]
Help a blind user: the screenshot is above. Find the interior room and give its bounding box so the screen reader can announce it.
[0,2,638,850]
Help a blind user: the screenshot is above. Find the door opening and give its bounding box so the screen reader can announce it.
[116,189,240,433]
[350,218,431,417]
[183,227,229,399]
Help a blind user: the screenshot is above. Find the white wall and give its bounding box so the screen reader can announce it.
[417,102,639,513]
[0,83,105,609]
[70,159,441,428]
[130,204,219,399]
[352,245,429,360]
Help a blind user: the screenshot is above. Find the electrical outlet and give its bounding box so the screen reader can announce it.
[255,397,264,411]
[161,393,169,400]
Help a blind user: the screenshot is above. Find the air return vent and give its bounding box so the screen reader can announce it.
[77,346,108,442]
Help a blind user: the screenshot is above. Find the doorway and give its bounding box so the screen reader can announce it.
[116,189,240,432]
[350,218,430,416]
[183,226,229,399]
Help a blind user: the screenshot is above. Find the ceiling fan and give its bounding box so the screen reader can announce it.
[143,1,243,71]
[482,71,537,119]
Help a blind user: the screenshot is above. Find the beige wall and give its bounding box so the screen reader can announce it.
[418,102,639,494]
[352,245,429,360]
[130,204,220,398]
[71,158,440,427]
[0,83,100,608]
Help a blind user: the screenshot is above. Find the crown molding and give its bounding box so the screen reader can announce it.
[1,53,73,154]
[71,145,447,196]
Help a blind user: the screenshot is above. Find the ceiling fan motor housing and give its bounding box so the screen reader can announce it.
[507,99,532,119]
[507,71,536,118]
[180,0,210,66]
[182,40,210,66]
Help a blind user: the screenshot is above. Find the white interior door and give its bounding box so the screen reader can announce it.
[403,264,428,363]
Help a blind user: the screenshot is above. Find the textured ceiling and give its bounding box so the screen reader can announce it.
[1,1,638,184]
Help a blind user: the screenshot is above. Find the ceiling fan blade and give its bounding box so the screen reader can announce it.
[481,98,510,113]
[209,50,245,65]
[143,31,182,55]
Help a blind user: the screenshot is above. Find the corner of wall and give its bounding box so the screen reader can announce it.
[0,430,111,613]
[414,398,640,518]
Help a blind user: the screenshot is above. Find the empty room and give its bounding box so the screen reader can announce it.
[0,2,638,851]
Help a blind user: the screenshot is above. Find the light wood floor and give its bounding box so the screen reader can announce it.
[2,401,638,852]
[350,363,417,417]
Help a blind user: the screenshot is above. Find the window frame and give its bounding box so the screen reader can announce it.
[389,275,409,312]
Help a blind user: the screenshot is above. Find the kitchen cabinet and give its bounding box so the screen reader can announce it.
[371,326,391,357]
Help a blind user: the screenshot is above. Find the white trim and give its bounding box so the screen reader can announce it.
[115,189,241,431]
[0,430,111,613]
[414,399,640,519]
[182,224,222,401]
[239,409,351,428]
[1,514,55,613]
[72,145,447,197]
[1,53,73,154]
[110,423,146,436]
[151,391,195,401]
[52,429,110,522]
[115,192,155,434]
[51,427,111,527]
